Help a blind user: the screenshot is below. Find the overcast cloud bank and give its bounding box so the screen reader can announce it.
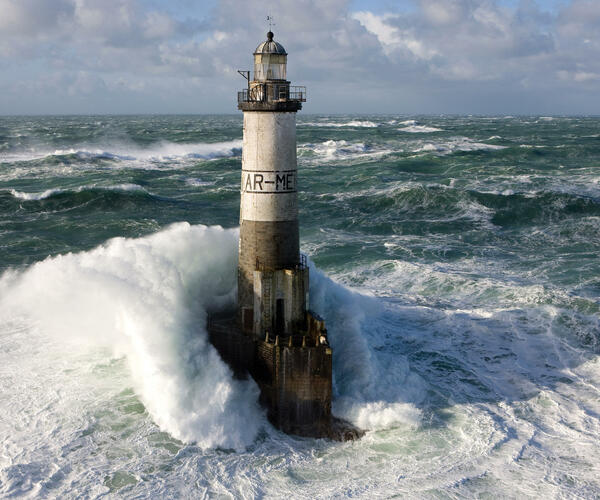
[1,0,599,114]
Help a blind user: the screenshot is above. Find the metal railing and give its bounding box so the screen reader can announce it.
[238,84,306,104]
[288,86,307,101]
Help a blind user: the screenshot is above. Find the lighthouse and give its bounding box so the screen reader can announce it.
[237,31,306,337]
[208,31,362,440]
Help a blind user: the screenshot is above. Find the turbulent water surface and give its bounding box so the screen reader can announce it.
[1,114,599,498]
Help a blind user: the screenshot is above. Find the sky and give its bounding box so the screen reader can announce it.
[0,0,599,115]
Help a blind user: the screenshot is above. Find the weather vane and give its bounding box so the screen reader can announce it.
[267,14,275,31]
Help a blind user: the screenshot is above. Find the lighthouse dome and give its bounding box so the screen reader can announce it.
[254,31,287,55]
[253,31,287,81]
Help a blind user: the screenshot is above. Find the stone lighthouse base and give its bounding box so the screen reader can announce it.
[207,313,364,441]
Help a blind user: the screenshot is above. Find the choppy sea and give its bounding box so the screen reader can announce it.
[1,114,599,498]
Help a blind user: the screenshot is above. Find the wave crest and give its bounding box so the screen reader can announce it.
[0,223,262,450]
[414,138,507,155]
[0,223,425,444]
[399,124,444,133]
[2,140,242,165]
[309,265,424,430]
[9,184,147,201]
[301,120,379,128]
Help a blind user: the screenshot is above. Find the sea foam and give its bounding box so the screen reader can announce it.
[0,223,422,452]
[414,137,507,155]
[302,120,379,128]
[398,124,443,133]
[300,140,392,162]
[309,265,424,430]
[9,184,147,201]
[0,223,262,450]
[1,140,242,165]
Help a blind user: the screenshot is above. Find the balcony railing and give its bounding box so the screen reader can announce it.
[238,84,307,104]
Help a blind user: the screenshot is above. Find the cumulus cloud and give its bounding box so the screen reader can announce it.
[0,0,599,114]
[353,0,557,81]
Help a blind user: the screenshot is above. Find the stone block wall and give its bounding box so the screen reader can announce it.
[207,318,333,438]
[256,340,332,437]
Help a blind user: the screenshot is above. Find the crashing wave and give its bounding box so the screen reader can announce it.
[301,120,379,128]
[2,140,243,164]
[9,184,147,201]
[414,138,507,155]
[399,125,444,133]
[0,223,422,451]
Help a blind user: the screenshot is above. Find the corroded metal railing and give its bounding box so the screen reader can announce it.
[238,84,306,104]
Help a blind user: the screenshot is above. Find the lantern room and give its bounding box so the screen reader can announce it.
[253,31,287,81]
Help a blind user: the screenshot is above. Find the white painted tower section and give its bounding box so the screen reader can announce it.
[241,112,298,222]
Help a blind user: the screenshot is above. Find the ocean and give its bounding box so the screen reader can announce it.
[0,114,599,498]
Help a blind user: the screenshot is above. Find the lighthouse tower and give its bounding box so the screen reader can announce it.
[209,31,362,440]
[237,31,306,336]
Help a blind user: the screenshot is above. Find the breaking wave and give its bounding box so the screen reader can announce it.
[309,267,423,430]
[1,140,242,164]
[9,184,147,201]
[299,140,391,162]
[0,223,261,450]
[0,223,423,453]
[301,120,379,128]
[413,137,507,155]
[398,122,443,133]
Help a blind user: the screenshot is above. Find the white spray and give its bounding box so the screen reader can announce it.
[0,223,422,449]
[0,223,262,450]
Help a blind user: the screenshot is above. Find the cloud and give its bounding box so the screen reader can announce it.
[0,0,73,36]
[353,0,557,82]
[71,0,182,47]
[559,0,600,37]
[0,0,599,114]
[352,11,438,60]
[420,0,466,26]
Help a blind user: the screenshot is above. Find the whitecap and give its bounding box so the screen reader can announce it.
[301,140,369,160]
[185,178,216,187]
[399,125,443,133]
[1,140,243,164]
[301,120,379,128]
[309,264,424,431]
[8,184,147,201]
[9,188,63,201]
[0,223,262,451]
[414,137,507,155]
[300,139,395,163]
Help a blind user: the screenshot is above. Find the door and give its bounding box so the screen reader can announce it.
[275,298,285,334]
